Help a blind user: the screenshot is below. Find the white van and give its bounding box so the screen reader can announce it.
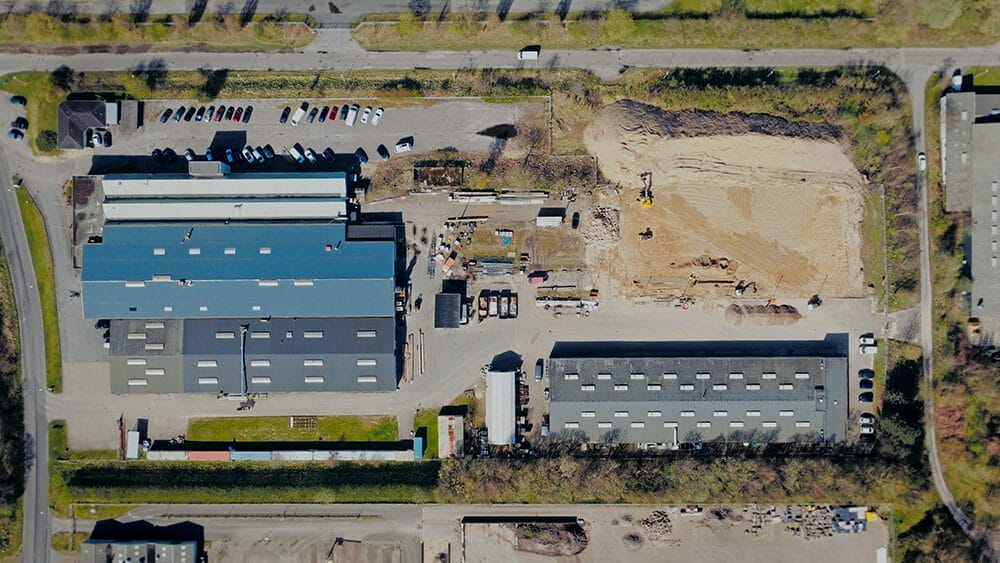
[517,47,540,60]
[345,104,360,127]
[290,102,308,126]
[287,145,305,163]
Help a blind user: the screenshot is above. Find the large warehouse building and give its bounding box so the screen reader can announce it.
[81,197,400,392]
[547,341,848,445]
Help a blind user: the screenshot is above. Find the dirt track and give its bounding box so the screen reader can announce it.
[583,101,866,301]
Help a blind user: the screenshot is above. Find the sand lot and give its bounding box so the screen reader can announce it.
[462,506,888,563]
[583,101,866,301]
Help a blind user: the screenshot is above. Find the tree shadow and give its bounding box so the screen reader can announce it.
[188,0,208,25]
[198,68,229,100]
[239,0,258,27]
[128,0,151,24]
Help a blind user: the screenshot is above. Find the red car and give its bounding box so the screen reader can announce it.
[232,107,243,122]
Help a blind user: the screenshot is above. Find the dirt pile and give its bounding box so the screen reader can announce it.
[725,304,802,325]
[583,206,620,252]
[583,100,866,301]
[505,522,589,557]
[638,511,675,545]
[702,507,744,534]
[597,99,843,141]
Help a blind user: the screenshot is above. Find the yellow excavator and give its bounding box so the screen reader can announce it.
[640,171,653,209]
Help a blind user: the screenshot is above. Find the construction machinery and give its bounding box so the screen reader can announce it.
[639,227,653,240]
[639,172,653,208]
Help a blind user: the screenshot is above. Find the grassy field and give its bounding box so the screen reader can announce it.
[0,13,313,52]
[860,189,889,309]
[0,232,21,559]
[354,1,999,50]
[0,503,22,557]
[51,532,88,552]
[187,415,398,443]
[0,73,66,154]
[15,185,61,392]
[922,70,1000,530]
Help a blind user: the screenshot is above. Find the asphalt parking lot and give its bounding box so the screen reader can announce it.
[97,98,543,175]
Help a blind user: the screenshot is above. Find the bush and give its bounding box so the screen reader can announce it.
[36,130,58,152]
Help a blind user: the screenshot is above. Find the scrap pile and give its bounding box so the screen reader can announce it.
[638,511,677,546]
[784,505,837,539]
[582,207,620,251]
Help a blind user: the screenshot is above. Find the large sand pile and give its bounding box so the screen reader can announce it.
[583,100,866,300]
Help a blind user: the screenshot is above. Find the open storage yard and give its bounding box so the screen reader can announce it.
[583,101,867,303]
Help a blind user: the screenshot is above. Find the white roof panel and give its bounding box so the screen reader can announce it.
[103,198,347,221]
[103,172,348,199]
[486,370,516,445]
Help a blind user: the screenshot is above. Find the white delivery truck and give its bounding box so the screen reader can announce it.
[290,102,308,126]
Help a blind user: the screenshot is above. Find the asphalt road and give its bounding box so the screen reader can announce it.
[3,42,1000,562]
[0,160,52,561]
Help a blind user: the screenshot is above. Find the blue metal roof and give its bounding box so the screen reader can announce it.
[82,223,395,319]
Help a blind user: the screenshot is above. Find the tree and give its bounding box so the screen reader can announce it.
[49,65,75,91]
[601,8,634,45]
[37,130,58,152]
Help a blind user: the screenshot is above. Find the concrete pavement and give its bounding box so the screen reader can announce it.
[0,147,53,563]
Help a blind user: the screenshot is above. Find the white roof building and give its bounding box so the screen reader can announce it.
[102,198,347,221]
[102,171,348,199]
[486,370,517,445]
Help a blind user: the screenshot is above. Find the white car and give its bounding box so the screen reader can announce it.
[371,107,383,126]
[345,104,359,127]
[395,140,412,154]
[860,424,875,435]
[859,413,876,425]
[859,345,878,355]
[360,106,372,124]
[859,335,876,345]
[304,148,317,164]
[918,152,927,171]
[241,146,254,162]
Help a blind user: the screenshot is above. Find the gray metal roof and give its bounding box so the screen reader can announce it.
[82,223,395,319]
[108,317,397,393]
[434,293,461,328]
[57,100,108,150]
[942,92,975,212]
[969,122,1000,323]
[548,352,848,444]
[80,540,198,563]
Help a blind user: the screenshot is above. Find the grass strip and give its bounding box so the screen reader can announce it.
[187,415,398,442]
[15,185,61,392]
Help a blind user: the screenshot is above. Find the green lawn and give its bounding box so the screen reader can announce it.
[187,415,398,443]
[0,72,66,154]
[0,13,313,52]
[861,189,889,310]
[51,532,88,552]
[354,1,998,50]
[15,185,61,392]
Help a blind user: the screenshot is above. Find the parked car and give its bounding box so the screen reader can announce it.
[376,144,390,161]
[543,387,550,401]
[859,413,876,425]
[290,102,308,126]
[11,117,28,130]
[345,104,360,126]
[194,106,206,122]
[241,146,254,162]
[304,147,317,164]
[327,106,338,121]
[306,107,319,123]
[858,392,874,403]
[860,424,875,435]
[224,106,235,121]
[205,106,215,122]
[184,148,195,161]
[242,106,253,123]
[205,148,213,161]
[534,359,544,381]
[215,105,227,121]
[232,107,243,122]
[183,106,197,121]
[859,333,876,345]
[371,107,384,126]
[323,147,336,163]
[859,345,877,354]
[225,148,234,163]
[90,129,104,147]
[288,145,305,163]
[261,145,275,160]
[918,152,927,172]
[10,95,26,106]
[355,147,369,164]
[7,129,23,141]
[151,148,164,161]
[252,146,265,163]
[360,106,372,124]
[279,106,291,124]
[173,106,185,122]
[395,139,413,153]
[859,379,873,390]
[858,369,874,379]
[571,211,580,229]
[318,106,329,122]
[159,108,173,123]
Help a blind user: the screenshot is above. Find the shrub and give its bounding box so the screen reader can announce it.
[36,130,58,152]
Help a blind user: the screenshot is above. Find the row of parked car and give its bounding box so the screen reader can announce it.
[7,95,27,140]
[282,102,384,127]
[159,104,254,124]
